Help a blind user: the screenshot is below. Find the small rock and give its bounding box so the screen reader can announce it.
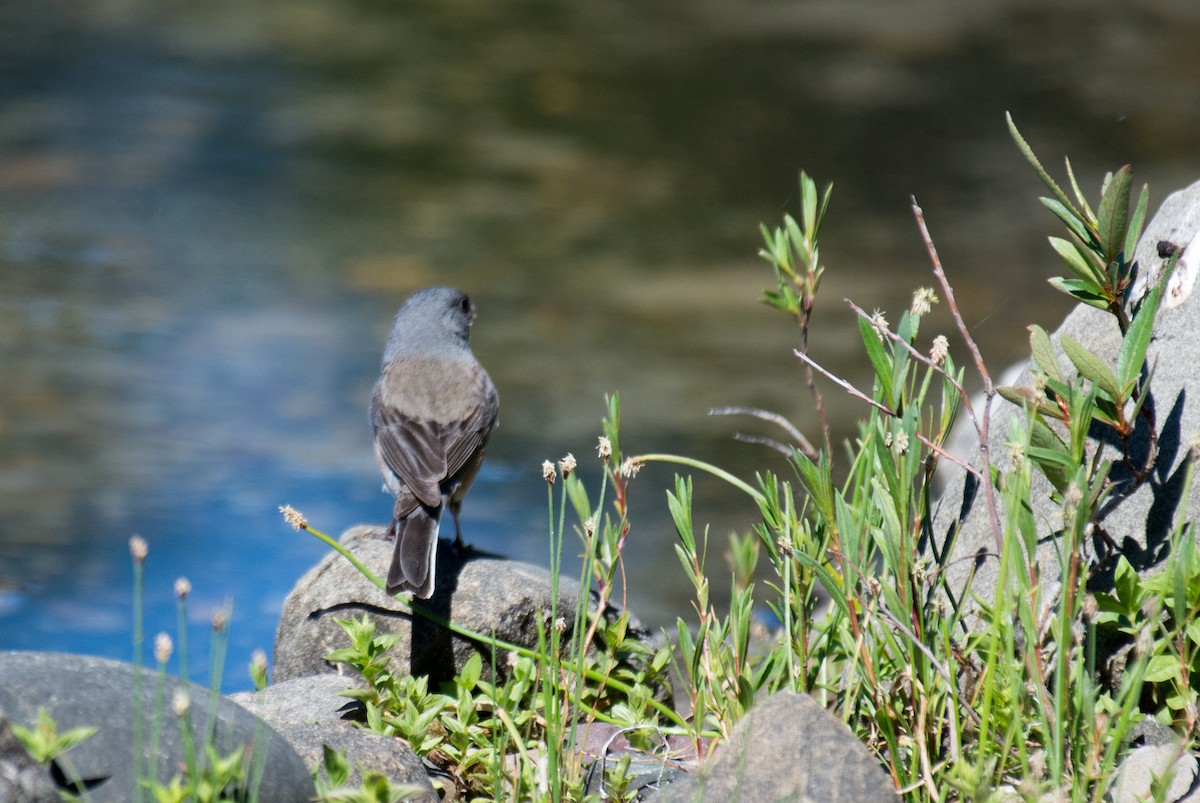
[1110,743,1199,803]
[656,690,897,802]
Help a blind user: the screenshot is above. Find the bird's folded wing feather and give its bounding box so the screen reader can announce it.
[443,384,499,475]
[372,382,499,508]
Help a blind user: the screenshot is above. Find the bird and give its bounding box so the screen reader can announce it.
[370,286,499,598]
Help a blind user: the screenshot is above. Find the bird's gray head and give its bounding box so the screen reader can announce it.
[383,286,477,361]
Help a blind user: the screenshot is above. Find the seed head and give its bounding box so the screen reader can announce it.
[870,309,889,341]
[174,577,191,599]
[279,505,307,531]
[597,436,612,461]
[542,460,556,485]
[154,632,173,664]
[250,649,268,675]
[212,609,228,633]
[930,335,949,366]
[172,689,190,717]
[129,535,148,564]
[911,287,939,316]
[620,456,643,479]
[558,453,576,478]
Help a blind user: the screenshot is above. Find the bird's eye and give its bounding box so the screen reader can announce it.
[460,297,471,313]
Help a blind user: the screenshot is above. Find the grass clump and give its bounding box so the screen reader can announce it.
[302,114,1198,801]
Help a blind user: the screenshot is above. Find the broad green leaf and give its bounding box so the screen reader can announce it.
[1097,165,1132,264]
[1029,324,1062,383]
[1028,415,1072,494]
[1144,654,1181,684]
[1060,335,1121,401]
[1048,277,1110,310]
[1048,236,1106,286]
[1112,555,1142,611]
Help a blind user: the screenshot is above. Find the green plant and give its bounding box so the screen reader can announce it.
[292,116,1196,801]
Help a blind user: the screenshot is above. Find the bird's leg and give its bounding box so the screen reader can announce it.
[449,500,465,553]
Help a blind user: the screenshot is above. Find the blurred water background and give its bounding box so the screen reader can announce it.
[2,0,1199,691]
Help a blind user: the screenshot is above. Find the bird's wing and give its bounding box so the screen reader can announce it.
[371,398,447,508]
[371,375,498,507]
[442,381,499,478]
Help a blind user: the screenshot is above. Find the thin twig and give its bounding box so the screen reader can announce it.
[710,405,819,460]
[792,348,982,479]
[793,349,894,416]
[912,198,1004,554]
[731,432,795,457]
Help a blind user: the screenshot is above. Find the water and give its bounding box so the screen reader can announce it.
[2,0,1199,691]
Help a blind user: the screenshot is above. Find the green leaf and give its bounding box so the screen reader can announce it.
[800,172,818,238]
[1144,654,1181,684]
[1112,556,1141,611]
[1041,198,1095,247]
[1097,165,1132,264]
[1117,277,1159,395]
[1048,277,1110,310]
[1124,183,1150,263]
[857,315,894,409]
[1028,420,1072,493]
[1064,156,1096,223]
[997,384,1063,420]
[1060,334,1121,401]
[457,652,482,692]
[55,725,99,753]
[1048,236,1106,287]
[1028,325,1062,383]
[321,744,350,787]
[1007,113,1081,220]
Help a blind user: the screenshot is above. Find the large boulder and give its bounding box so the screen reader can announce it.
[931,178,1200,623]
[274,524,638,686]
[0,651,314,802]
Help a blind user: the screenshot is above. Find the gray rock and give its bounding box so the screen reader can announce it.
[228,673,364,729]
[1129,718,1180,749]
[656,690,897,802]
[0,702,58,803]
[273,524,628,686]
[229,674,437,799]
[0,651,314,802]
[1110,743,1199,803]
[930,178,1200,635]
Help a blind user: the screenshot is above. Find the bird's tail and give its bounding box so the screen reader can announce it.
[386,503,441,598]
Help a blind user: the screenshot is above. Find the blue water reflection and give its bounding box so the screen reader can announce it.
[2,1,1199,691]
